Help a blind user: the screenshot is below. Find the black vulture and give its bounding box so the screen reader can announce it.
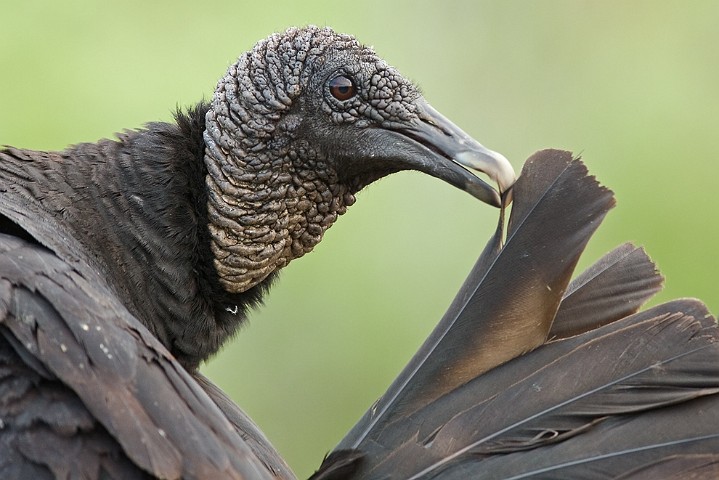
[1,26,717,479]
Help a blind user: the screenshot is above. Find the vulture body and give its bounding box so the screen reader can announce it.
[0,26,716,480]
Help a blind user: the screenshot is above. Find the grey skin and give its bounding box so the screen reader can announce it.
[204,26,515,298]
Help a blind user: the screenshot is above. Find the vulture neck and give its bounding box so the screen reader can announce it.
[202,59,357,295]
[2,104,276,369]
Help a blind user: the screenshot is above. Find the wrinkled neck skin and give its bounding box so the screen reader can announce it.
[1,104,295,370]
[203,28,358,294]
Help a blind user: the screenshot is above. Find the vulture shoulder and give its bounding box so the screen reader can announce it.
[0,233,292,479]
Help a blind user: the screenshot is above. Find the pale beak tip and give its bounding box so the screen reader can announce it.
[488,149,516,194]
[455,148,516,194]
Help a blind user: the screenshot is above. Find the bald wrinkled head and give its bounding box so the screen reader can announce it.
[204,26,514,293]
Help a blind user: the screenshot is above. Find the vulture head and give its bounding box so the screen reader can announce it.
[203,26,515,293]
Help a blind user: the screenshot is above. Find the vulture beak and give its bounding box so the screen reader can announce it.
[389,98,515,207]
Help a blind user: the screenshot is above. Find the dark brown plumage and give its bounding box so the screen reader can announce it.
[313,150,719,479]
[1,25,717,480]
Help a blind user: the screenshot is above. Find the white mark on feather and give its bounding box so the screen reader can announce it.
[60,343,67,352]
[130,194,144,207]
[226,305,239,315]
[99,343,112,359]
[158,429,166,438]
[80,323,89,331]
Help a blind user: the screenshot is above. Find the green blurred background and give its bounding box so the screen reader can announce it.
[2,1,717,476]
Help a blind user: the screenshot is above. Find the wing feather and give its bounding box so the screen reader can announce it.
[318,150,719,479]
[552,243,663,339]
[0,234,287,479]
[337,150,615,452]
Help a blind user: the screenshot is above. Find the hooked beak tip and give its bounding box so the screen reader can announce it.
[455,148,516,194]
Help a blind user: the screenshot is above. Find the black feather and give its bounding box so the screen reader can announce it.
[552,243,664,339]
[0,233,282,479]
[337,150,615,454]
[320,150,719,479]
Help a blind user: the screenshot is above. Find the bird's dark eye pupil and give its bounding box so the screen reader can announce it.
[329,75,356,101]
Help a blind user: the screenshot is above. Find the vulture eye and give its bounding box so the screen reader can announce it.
[328,75,356,101]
